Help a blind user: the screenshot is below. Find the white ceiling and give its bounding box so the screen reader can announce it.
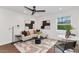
[0,6,79,16]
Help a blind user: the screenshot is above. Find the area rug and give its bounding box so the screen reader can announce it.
[14,42,41,53]
[14,39,58,53]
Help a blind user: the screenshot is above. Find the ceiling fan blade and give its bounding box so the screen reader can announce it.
[24,6,33,11]
[32,11,35,15]
[36,10,45,12]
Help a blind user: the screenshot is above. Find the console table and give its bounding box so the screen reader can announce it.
[13,35,22,43]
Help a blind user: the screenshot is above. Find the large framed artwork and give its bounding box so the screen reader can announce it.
[41,20,50,29]
[25,20,35,29]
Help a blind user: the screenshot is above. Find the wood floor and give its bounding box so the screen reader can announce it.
[0,44,20,53]
[0,43,55,53]
[0,43,79,53]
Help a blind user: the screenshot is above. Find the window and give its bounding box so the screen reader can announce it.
[57,16,71,30]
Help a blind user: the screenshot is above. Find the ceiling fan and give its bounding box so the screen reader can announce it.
[24,6,46,15]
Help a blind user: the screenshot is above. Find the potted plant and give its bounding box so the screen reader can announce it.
[37,31,42,38]
[65,25,73,38]
[35,29,43,44]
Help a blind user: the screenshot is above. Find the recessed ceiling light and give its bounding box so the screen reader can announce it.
[59,8,63,11]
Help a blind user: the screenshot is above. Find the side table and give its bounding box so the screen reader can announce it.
[13,35,22,44]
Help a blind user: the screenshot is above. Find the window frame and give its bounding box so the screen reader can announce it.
[56,16,71,34]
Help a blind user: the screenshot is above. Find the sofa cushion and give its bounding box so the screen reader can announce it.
[30,34,38,37]
[29,29,34,35]
[22,35,32,41]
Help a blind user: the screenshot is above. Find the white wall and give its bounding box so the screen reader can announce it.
[28,16,57,39]
[33,9,79,39]
[53,9,79,37]
[0,8,25,45]
[0,7,79,45]
[0,8,39,45]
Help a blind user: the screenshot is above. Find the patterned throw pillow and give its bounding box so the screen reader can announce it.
[21,30,27,36]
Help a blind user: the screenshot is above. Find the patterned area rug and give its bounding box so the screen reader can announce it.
[14,42,42,53]
[14,39,57,53]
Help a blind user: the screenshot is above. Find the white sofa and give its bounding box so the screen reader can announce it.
[21,29,38,41]
[22,34,38,41]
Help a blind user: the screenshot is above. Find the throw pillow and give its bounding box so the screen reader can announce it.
[21,30,27,36]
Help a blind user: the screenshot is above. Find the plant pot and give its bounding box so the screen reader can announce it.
[35,38,41,44]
